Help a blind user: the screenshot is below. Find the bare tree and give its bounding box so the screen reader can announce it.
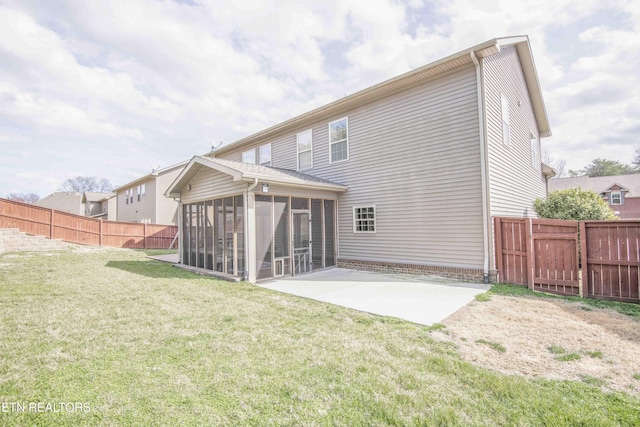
[542,149,567,178]
[61,176,113,192]
[6,192,40,204]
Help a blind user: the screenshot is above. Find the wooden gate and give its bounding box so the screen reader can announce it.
[531,219,579,295]
[494,217,579,295]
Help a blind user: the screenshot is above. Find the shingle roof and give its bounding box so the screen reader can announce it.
[165,156,347,198]
[548,174,640,197]
[209,157,346,187]
[82,192,115,202]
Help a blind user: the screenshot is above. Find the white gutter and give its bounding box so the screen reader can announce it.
[243,178,259,281]
[471,51,491,284]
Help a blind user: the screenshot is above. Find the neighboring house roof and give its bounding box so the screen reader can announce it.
[166,156,348,198]
[113,160,189,192]
[36,192,83,214]
[548,174,640,197]
[207,35,550,159]
[82,192,115,203]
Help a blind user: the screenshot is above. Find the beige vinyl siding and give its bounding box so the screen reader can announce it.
[155,170,181,225]
[116,179,155,223]
[181,168,247,204]
[220,134,297,169]
[218,66,484,269]
[484,45,547,217]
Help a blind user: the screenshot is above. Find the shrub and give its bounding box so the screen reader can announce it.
[534,189,616,221]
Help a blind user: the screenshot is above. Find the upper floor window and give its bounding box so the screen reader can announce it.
[530,132,539,169]
[242,149,256,164]
[329,117,349,163]
[137,184,146,201]
[610,191,622,205]
[501,94,510,147]
[353,206,376,233]
[297,129,313,170]
[260,144,272,166]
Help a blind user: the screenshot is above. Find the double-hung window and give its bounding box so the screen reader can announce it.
[297,129,313,170]
[260,144,272,166]
[610,191,622,205]
[353,206,376,233]
[329,117,348,163]
[530,132,540,169]
[242,149,256,164]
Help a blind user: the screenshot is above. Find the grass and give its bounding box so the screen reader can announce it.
[475,339,506,353]
[0,250,639,426]
[489,283,640,320]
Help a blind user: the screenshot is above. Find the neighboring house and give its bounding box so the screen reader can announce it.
[82,192,116,220]
[37,191,116,219]
[114,161,187,225]
[166,36,553,283]
[548,174,640,219]
[36,192,84,215]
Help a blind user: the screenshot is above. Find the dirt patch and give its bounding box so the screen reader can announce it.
[431,295,640,396]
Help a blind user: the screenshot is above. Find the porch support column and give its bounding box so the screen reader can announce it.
[246,191,257,283]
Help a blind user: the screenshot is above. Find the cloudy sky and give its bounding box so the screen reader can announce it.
[1,0,639,197]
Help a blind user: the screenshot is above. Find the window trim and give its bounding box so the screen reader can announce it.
[329,117,349,164]
[610,191,622,205]
[353,205,376,233]
[259,143,272,166]
[296,129,313,171]
[501,94,510,148]
[242,149,256,164]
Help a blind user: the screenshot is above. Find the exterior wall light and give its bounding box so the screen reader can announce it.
[262,183,269,193]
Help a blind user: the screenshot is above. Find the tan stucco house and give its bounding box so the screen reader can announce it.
[115,161,187,225]
[166,36,553,283]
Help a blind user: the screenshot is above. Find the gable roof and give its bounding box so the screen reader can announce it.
[82,192,115,203]
[113,160,189,193]
[548,174,640,197]
[165,156,348,198]
[208,35,549,158]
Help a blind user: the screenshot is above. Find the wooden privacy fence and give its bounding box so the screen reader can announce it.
[581,221,640,303]
[0,198,177,249]
[495,217,640,304]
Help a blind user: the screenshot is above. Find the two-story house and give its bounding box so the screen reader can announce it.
[115,161,187,225]
[37,191,115,219]
[82,192,116,220]
[166,36,553,283]
[549,174,640,219]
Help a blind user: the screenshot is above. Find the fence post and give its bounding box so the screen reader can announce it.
[99,219,103,247]
[143,223,147,249]
[50,209,54,239]
[493,217,503,283]
[525,218,534,290]
[579,221,588,298]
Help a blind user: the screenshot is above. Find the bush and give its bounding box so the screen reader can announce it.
[534,189,617,221]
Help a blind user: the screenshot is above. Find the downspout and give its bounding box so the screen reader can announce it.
[471,51,491,284]
[247,178,259,192]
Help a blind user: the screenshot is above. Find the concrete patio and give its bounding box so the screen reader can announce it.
[257,268,490,326]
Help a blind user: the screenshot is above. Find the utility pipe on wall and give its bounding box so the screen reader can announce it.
[471,51,491,284]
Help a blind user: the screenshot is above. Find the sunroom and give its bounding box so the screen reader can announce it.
[165,156,347,283]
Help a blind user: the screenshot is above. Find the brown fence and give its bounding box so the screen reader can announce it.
[581,221,640,303]
[0,198,177,249]
[495,217,640,304]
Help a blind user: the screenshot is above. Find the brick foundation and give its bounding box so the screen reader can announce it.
[337,258,489,283]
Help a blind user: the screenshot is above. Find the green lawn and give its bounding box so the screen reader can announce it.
[1,249,639,426]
